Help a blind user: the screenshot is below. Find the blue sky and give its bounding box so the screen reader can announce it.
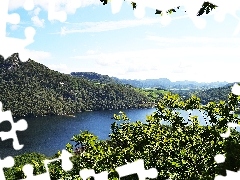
[3,0,240,82]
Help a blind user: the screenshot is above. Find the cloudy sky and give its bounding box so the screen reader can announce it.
[3,0,240,82]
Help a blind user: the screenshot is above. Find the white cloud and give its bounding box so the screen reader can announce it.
[33,7,41,15]
[86,49,100,55]
[47,63,70,74]
[30,7,45,27]
[57,18,162,34]
[172,61,192,74]
[8,0,101,12]
[81,0,101,7]
[60,26,67,35]
[95,59,122,66]
[26,49,52,62]
[31,16,45,27]
[71,44,240,82]
[10,24,20,31]
[73,46,240,63]
[8,0,25,10]
[146,35,240,47]
[53,0,101,13]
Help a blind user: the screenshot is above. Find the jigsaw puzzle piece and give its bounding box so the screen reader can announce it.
[21,164,51,180]
[115,159,158,180]
[59,149,73,171]
[21,149,73,180]
[48,0,67,22]
[24,0,35,11]
[0,102,28,150]
[79,169,108,180]
[0,0,36,61]
[0,0,20,38]
[43,149,73,171]
[0,156,14,180]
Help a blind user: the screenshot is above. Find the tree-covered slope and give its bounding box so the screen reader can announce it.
[70,72,170,104]
[0,53,154,118]
[196,85,232,104]
[5,92,240,179]
[70,72,116,84]
[172,84,234,105]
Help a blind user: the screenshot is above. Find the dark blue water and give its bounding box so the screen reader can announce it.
[0,108,238,158]
[0,108,156,158]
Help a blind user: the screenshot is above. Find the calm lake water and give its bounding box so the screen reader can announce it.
[0,108,238,158]
[0,108,156,158]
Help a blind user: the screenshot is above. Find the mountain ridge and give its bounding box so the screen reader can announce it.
[70,72,229,90]
[0,54,155,118]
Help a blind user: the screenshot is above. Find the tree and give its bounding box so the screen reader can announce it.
[99,0,217,16]
[63,91,240,179]
[5,91,240,179]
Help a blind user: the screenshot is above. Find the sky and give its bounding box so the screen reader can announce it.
[2,0,240,83]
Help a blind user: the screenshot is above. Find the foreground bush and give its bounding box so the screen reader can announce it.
[5,92,240,179]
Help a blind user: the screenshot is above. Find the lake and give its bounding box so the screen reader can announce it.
[0,108,238,158]
[0,108,156,158]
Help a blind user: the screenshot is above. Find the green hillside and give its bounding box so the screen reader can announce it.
[0,53,155,118]
[70,72,170,103]
[195,85,232,104]
[171,84,233,105]
[70,72,116,84]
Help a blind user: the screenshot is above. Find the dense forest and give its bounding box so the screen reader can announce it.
[0,53,234,118]
[171,84,234,105]
[70,72,168,103]
[0,53,157,118]
[4,92,240,179]
[3,1,237,179]
[70,72,116,84]
[71,72,234,106]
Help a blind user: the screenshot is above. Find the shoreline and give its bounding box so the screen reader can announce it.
[13,104,156,119]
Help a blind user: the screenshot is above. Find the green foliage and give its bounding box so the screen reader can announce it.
[4,152,47,179]
[99,0,217,17]
[70,72,116,84]
[136,88,169,103]
[172,84,233,105]
[0,53,155,118]
[4,91,240,179]
[67,92,239,179]
[197,2,218,16]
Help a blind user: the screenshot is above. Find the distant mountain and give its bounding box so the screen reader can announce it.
[113,78,170,89]
[0,53,154,118]
[71,72,229,90]
[117,79,229,89]
[70,72,235,106]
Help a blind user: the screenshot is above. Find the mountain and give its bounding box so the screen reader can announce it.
[114,78,170,89]
[195,84,233,104]
[117,79,229,89]
[0,53,154,118]
[71,72,229,90]
[0,53,21,72]
[70,72,116,84]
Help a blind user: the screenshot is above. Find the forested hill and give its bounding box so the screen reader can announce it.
[196,84,233,104]
[174,84,234,105]
[70,72,116,84]
[0,53,154,118]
